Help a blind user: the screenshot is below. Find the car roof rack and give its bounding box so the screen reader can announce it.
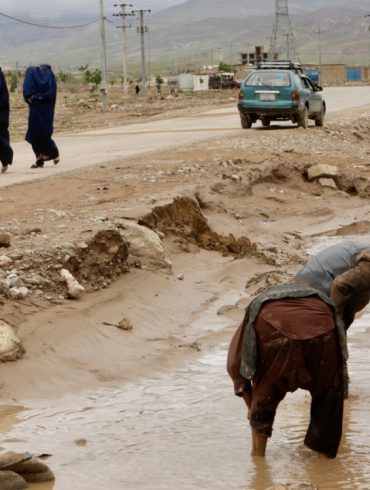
[256,60,303,73]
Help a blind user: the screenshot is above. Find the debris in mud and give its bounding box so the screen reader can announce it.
[138,196,256,257]
[245,269,294,295]
[269,482,318,490]
[102,318,134,331]
[60,269,85,299]
[0,320,25,362]
[0,451,55,490]
[307,164,338,181]
[178,340,202,351]
[64,229,129,291]
[319,177,337,189]
[217,304,237,316]
[116,318,134,331]
[74,439,88,447]
[0,232,11,248]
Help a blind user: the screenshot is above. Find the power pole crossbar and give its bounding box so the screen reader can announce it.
[132,9,151,93]
[113,3,134,98]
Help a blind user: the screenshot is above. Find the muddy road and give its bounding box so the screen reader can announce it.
[0,90,369,489]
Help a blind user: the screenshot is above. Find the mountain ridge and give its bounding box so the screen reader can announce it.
[0,1,369,71]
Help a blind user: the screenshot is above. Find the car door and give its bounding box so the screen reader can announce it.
[300,76,321,114]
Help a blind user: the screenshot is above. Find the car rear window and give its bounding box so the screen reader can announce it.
[246,71,291,87]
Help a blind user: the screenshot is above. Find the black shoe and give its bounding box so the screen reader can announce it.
[31,159,44,169]
[54,157,60,165]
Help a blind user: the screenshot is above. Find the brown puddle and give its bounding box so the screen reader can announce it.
[0,317,369,490]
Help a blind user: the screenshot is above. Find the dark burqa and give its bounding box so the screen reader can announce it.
[23,65,59,160]
[0,68,13,166]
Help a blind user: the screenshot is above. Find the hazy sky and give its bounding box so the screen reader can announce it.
[0,0,185,17]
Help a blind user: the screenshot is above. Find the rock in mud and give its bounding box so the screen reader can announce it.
[0,232,11,248]
[117,219,172,272]
[307,164,338,181]
[117,318,134,331]
[60,269,85,299]
[319,177,337,189]
[0,471,27,490]
[5,457,55,483]
[0,321,25,362]
[0,256,13,267]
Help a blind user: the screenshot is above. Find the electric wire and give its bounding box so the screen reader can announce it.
[0,10,100,29]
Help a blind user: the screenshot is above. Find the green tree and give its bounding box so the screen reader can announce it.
[78,64,102,86]
[8,72,18,93]
[155,75,164,85]
[57,71,72,82]
[218,61,234,73]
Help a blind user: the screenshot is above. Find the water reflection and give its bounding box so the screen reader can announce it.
[0,327,369,490]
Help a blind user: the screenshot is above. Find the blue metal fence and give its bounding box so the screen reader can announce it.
[346,67,362,82]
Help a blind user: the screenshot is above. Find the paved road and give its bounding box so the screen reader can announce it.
[2,86,370,188]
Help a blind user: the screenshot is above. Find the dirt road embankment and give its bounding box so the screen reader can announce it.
[0,104,369,384]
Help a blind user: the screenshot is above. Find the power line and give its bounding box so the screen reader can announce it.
[0,10,99,29]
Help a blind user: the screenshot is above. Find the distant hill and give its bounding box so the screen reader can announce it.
[0,1,369,72]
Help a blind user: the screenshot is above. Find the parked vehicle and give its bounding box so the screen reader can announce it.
[209,73,238,89]
[237,61,326,129]
[303,67,320,86]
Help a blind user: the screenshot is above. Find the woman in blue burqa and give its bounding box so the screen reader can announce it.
[23,64,59,169]
[0,67,13,173]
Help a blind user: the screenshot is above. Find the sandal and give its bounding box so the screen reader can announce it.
[30,160,44,169]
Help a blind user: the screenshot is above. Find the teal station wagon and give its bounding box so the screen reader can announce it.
[237,61,326,129]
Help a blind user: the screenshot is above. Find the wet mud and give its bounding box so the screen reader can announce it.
[1,324,370,490]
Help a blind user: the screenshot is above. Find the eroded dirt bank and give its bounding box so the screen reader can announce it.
[0,105,370,489]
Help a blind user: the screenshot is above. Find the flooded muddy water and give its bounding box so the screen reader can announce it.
[2,317,370,490]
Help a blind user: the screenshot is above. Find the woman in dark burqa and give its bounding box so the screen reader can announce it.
[0,67,13,173]
[23,64,59,169]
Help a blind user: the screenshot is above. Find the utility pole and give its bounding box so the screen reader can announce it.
[113,3,133,98]
[314,27,324,85]
[229,43,234,65]
[217,47,223,63]
[365,15,370,67]
[99,0,108,110]
[15,61,20,93]
[132,9,151,93]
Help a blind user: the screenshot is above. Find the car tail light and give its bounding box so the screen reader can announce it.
[238,90,243,100]
[292,90,300,101]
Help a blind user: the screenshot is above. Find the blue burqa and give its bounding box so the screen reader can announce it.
[23,65,59,159]
[0,67,13,166]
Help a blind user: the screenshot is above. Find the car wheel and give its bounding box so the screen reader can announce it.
[261,118,270,127]
[315,106,325,127]
[297,106,309,129]
[240,113,252,129]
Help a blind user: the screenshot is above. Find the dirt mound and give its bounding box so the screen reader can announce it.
[212,160,305,198]
[64,230,129,290]
[139,196,256,257]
